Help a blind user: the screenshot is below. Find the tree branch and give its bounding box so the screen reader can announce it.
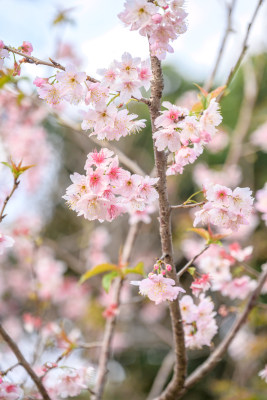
[177,246,210,279]
[149,53,186,400]
[4,45,151,106]
[92,223,140,400]
[205,0,237,92]
[0,176,20,222]
[177,267,267,397]
[147,351,175,400]
[0,324,51,400]
[217,0,264,102]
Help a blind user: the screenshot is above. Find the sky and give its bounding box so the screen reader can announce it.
[1,0,267,84]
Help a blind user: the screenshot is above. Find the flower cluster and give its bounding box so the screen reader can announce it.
[63,148,159,223]
[180,294,218,349]
[255,183,267,225]
[194,184,254,232]
[182,239,257,300]
[153,99,222,175]
[35,64,87,106]
[43,366,94,399]
[118,0,187,60]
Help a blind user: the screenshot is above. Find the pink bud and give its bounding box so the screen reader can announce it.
[162,270,166,275]
[0,40,4,49]
[152,13,163,24]
[166,264,172,271]
[154,264,159,270]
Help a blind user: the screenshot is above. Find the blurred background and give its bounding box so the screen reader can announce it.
[0,0,267,399]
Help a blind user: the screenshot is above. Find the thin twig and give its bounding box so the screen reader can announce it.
[92,223,140,400]
[205,0,237,92]
[177,246,210,279]
[0,324,51,400]
[147,351,175,400]
[217,0,264,102]
[78,341,103,350]
[225,60,258,165]
[0,177,20,222]
[171,201,205,210]
[177,267,267,398]
[1,362,21,376]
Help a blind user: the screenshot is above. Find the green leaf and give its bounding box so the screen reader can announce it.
[102,271,119,293]
[188,267,196,277]
[80,263,120,284]
[124,261,145,276]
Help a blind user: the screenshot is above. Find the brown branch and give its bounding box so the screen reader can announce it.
[4,45,97,83]
[4,45,151,106]
[92,223,140,400]
[0,324,51,400]
[0,176,20,222]
[176,267,267,398]
[177,246,210,279]
[217,0,264,102]
[149,53,186,400]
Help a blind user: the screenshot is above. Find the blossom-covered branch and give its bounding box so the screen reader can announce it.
[182,266,267,395]
[0,324,51,400]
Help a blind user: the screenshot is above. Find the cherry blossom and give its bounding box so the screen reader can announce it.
[154,99,222,175]
[190,274,211,297]
[63,148,158,223]
[119,0,188,60]
[131,273,185,305]
[0,381,23,400]
[259,365,267,383]
[0,233,14,255]
[255,183,267,225]
[194,184,254,232]
[180,294,218,349]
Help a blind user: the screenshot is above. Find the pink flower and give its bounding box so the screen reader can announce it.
[259,365,267,383]
[255,183,267,225]
[190,274,211,297]
[0,233,14,255]
[131,273,185,305]
[115,51,141,81]
[21,41,33,55]
[0,382,23,400]
[250,121,267,152]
